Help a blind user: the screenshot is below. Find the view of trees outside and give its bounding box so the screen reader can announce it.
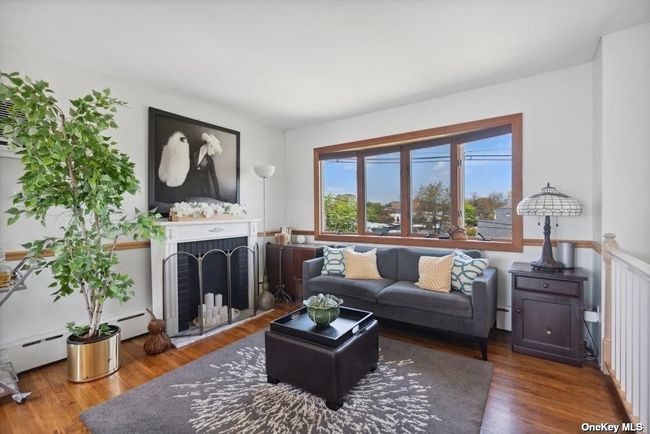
[366,202,394,224]
[323,193,357,233]
[463,134,512,238]
[410,145,451,236]
[464,192,510,236]
[466,192,510,221]
[365,152,400,233]
[322,158,358,233]
[411,181,451,236]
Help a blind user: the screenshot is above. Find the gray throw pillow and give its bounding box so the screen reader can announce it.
[321,246,355,275]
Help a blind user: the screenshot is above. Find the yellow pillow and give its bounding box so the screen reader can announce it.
[415,254,454,292]
[342,249,382,280]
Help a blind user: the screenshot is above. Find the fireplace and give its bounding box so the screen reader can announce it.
[150,218,259,337]
[176,237,249,332]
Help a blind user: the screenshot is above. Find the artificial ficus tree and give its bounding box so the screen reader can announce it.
[0,72,163,339]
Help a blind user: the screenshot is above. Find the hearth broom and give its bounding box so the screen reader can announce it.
[144,308,171,355]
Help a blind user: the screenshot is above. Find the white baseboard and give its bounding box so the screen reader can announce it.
[496,304,511,331]
[0,309,149,373]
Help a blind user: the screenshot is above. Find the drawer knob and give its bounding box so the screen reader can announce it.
[546,327,552,335]
[515,308,521,313]
[542,283,549,288]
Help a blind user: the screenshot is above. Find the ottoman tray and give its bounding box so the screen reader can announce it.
[269,306,373,348]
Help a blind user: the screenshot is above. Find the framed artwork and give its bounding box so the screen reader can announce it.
[148,108,240,215]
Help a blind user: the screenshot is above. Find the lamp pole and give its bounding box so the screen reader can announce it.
[261,175,268,288]
[254,165,276,308]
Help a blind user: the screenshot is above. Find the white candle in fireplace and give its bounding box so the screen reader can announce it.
[215,294,223,310]
[205,307,213,325]
[211,307,219,324]
[204,292,215,308]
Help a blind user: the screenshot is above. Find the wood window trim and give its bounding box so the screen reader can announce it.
[313,113,523,253]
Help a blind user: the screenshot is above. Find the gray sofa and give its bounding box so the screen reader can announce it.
[303,246,497,360]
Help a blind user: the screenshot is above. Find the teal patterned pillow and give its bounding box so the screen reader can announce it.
[321,246,355,275]
[451,250,489,294]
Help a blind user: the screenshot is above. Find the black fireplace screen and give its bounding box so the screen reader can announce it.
[176,237,249,332]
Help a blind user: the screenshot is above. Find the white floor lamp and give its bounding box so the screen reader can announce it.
[254,165,276,309]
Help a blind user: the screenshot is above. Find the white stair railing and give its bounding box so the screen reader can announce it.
[603,233,650,427]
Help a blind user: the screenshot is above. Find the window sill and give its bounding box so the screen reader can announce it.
[315,233,523,253]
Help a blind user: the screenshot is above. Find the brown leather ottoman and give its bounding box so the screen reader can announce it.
[265,311,379,411]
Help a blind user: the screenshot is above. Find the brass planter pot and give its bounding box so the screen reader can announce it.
[66,325,120,382]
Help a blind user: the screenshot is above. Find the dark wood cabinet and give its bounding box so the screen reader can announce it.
[266,244,324,300]
[509,262,588,366]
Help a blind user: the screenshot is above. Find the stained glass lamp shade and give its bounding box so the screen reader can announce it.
[517,183,583,270]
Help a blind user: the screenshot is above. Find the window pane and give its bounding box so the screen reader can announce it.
[322,158,357,233]
[463,133,512,240]
[365,152,401,235]
[410,144,452,237]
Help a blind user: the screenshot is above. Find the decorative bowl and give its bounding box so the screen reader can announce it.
[304,294,343,327]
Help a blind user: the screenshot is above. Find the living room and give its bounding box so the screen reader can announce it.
[0,1,649,433]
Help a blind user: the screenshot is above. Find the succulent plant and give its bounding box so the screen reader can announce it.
[304,293,343,309]
[304,294,343,327]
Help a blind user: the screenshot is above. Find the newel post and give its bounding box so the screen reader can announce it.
[602,233,618,370]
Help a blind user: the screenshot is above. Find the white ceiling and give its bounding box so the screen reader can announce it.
[1,1,648,129]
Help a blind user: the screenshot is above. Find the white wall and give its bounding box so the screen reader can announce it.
[599,23,650,263]
[591,40,604,351]
[0,45,286,347]
[592,23,650,365]
[285,64,598,319]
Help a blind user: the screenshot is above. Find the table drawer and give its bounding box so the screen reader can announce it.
[515,275,580,297]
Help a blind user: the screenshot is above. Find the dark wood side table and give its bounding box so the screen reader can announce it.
[509,262,588,366]
[266,244,324,301]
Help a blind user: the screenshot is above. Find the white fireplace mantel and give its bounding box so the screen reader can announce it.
[150,218,259,336]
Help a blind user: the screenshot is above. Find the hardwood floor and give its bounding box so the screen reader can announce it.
[1,305,624,434]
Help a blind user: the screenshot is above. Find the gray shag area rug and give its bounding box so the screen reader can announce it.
[81,331,493,433]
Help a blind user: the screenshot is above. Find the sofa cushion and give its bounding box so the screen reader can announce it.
[415,254,454,292]
[307,275,394,303]
[321,246,355,275]
[378,280,473,318]
[451,250,489,294]
[354,246,398,280]
[397,248,482,282]
[343,249,382,280]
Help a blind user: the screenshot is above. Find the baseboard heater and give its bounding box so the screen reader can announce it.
[496,305,512,331]
[0,310,149,373]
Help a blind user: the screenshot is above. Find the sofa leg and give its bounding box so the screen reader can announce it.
[476,337,488,361]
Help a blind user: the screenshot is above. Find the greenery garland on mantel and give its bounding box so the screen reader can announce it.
[0,72,163,340]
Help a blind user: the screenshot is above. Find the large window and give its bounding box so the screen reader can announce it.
[315,114,522,252]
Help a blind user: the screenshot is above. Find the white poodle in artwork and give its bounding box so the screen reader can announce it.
[158,131,190,187]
